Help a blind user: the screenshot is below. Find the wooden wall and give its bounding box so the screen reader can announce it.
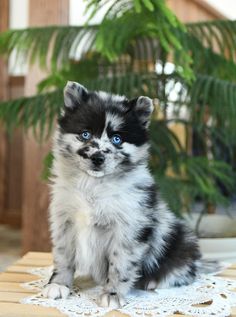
[0,1,28,228]
[3,79,25,228]
[22,0,69,253]
[0,0,25,229]
[0,0,9,103]
[0,0,225,252]
[0,0,9,225]
[167,0,224,22]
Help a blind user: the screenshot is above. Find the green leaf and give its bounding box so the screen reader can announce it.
[41,152,54,181]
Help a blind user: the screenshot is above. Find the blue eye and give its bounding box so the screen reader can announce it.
[111,134,122,146]
[81,131,91,140]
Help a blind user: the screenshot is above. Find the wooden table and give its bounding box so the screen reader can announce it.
[0,252,236,317]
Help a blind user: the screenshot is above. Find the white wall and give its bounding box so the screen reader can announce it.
[9,0,28,29]
[69,0,87,25]
[69,0,109,25]
[204,0,236,19]
[9,0,29,75]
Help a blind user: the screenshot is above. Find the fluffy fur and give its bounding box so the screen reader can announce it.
[43,81,201,308]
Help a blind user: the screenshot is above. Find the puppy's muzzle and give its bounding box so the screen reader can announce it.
[91,152,105,167]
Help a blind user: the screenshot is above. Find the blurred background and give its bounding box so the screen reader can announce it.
[1,0,236,271]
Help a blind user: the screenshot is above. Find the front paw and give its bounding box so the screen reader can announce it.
[98,292,126,308]
[42,283,70,299]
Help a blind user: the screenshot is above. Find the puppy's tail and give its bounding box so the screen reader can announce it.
[197,259,226,275]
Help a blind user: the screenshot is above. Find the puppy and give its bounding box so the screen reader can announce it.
[43,81,201,308]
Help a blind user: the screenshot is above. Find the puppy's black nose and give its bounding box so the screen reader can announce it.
[91,152,105,166]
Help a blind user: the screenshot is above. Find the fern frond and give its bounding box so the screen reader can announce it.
[0,1,235,214]
[150,119,185,172]
[155,156,235,214]
[187,19,236,63]
[0,0,193,80]
[189,74,236,133]
[91,0,193,80]
[158,71,236,132]
[184,157,235,204]
[0,90,62,141]
[0,26,97,71]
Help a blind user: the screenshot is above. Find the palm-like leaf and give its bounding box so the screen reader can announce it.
[187,19,236,63]
[0,26,97,71]
[0,90,62,141]
[0,1,236,214]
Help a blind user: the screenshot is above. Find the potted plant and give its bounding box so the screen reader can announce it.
[0,0,235,258]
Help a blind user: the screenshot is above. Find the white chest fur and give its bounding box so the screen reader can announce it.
[52,165,153,276]
[70,175,112,276]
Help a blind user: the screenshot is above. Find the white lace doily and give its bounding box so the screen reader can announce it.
[20,265,236,317]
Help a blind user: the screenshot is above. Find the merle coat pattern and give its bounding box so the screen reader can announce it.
[43,81,201,308]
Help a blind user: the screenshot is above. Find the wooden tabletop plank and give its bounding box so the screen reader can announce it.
[6,265,43,274]
[0,302,65,317]
[103,312,130,317]
[218,269,236,277]
[0,291,36,303]
[15,258,53,267]
[0,273,39,283]
[218,274,236,279]
[0,282,37,293]
[23,252,52,259]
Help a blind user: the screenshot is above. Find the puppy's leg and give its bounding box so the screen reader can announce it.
[42,211,75,299]
[98,246,140,308]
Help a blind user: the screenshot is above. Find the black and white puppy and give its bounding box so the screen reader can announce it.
[43,81,201,308]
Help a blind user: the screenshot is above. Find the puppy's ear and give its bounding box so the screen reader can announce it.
[128,96,154,128]
[64,81,88,109]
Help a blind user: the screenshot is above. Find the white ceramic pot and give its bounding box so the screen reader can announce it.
[185,214,236,238]
[185,214,236,262]
[199,237,236,262]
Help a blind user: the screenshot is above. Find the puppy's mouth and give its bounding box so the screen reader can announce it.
[87,170,105,178]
